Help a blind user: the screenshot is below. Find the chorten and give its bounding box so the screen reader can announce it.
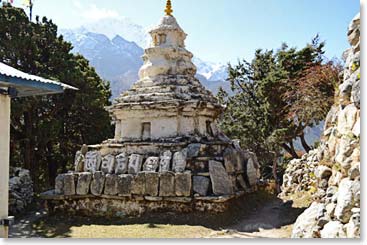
[44,0,260,217]
[108,0,223,142]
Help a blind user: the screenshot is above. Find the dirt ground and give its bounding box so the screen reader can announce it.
[9,191,310,239]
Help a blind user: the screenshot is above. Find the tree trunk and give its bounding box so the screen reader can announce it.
[282,143,299,159]
[46,142,57,189]
[300,133,311,153]
[272,156,281,194]
[23,112,33,171]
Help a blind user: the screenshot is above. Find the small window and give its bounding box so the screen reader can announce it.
[159,34,167,44]
[142,122,151,140]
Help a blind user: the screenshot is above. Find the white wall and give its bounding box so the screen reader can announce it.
[0,94,10,238]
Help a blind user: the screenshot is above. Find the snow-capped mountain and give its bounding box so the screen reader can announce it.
[60,19,229,98]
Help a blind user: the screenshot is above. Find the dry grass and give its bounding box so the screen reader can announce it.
[67,224,212,238]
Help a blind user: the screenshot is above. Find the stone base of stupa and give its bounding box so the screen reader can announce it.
[41,137,260,217]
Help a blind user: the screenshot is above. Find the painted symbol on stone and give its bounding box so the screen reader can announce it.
[84,151,102,172]
[101,154,116,174]
[115,152,128,174]
[143,157,159,172]
[159,151,172,172]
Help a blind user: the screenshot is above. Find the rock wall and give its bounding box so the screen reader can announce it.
[43,141,260,217]
[282,13,361,238]
[8,167,34,214]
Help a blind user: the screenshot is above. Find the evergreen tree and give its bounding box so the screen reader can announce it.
[0,5,113,190]
[218,37,341,179]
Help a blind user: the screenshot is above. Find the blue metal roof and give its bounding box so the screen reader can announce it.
[0,62,78,97]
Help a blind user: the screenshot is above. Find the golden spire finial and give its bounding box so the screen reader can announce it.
[165,0,173,16]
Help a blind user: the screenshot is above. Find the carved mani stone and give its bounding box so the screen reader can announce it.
[175,171,192,197]
[55,174,65,195]
[209,160,234,196]
[104,174,118,196]
[143,157,159,172]
[76,172,92,195]
[63,173,76,196]
[172,149,187,173]
[193,176,210,196]
[159,171,175,197]
[117,174,133,196]
[159,151,172,172]
[131,172,146,195]
[74,151,85,172]
[115,152,128,174]
[101,154,116,174]
[187,144,201,158]
[84,151,102,172]
[128,154,143,174]
[91,171,105,196]
[145,172,159,196]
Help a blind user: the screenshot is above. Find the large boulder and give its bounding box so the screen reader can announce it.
[159,171,175,197]
[209,160,233,196]
[320,221,346,238]
[292,202,325,238]
[117,174,133,196]
[334,178,360,223]
[193,176,210,196]
[145,172,159,196]
[175,171,192,197]
[104,174,118,196]
[63,173,76,196]
[76,172,92,195]
[90,171,105,196]
[131,172,146,195]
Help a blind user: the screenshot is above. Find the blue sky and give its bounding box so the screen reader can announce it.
[13,0,360,64]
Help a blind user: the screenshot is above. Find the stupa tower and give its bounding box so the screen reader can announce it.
[109,0,223,142]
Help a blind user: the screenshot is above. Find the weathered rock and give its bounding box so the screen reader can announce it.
[63,173,76,196]
[349,162,360,180]
[55,174,65,195]
[320,221,346,238]
[337,104,358,135]
[175,171,192,197]
[91,171,105,196]
[76,172,92,195]
[246,157,259,186]
[115,152,129,174]
[187,144,201,158]
[352,79,360,109]
[223,147,236,173]
[172,149,187,173]
[159,171,175,197]
[145,172,159,196]
[193,176,210,196]
[101,154,116,174]
[292,202,325,238]
[104,174,118,196]
[117,174,133,196]
[143,157,159,172]
[159,151,172,172]
[74,151,85,172]
[84,151,102,172]
[209,160,233,196]
[335,178,360,223]
[345,209,360,238]
[131,172,146,195]
[128,154,143,174]
[315,166,332,180]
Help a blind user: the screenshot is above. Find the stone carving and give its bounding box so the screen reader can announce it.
[145,172,159,196]
[128,154,143,174]
[131,172,146,195]
[172,149,187,173]
[159,171,175,197]
[101,154,116,174]
[143,157,159,172]
[76,172,92,195]
[117,174,133,196]
[74,151,85,172]
[193,176,210,196]
[209,160,233,196]
[55,174,65,195]
[84,151,102,172]
[175,171,192,197]
[63,173,76,196]
[104,174,118,196]
[91,171,105,196]
[115,152,128,174]
[159,151,172,172]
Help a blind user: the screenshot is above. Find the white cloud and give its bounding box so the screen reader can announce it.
[73,2,121,21]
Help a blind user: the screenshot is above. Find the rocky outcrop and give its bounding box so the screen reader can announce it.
[283,13,360,239]
[8,167,34,214]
